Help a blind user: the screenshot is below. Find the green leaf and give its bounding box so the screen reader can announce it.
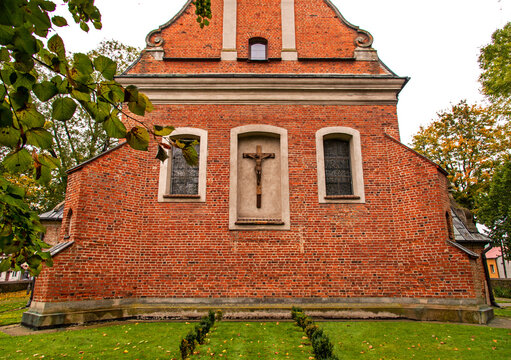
[155,144,169,162]
[48,34,66,59]
[0,258,10,273]
[94,55,117,80]
[128,93,152,116]
[13,72,36,90]
[27,2,51,37]
[0,47,9,62]
[33,81,58,101]
[125,126,149,151]
[0,127,20,147]
[0,25,14,45]
[26,128,53,149]
[3,149,33,173]
[153,125,174,136]
[51,15,68,27]
[52,97,77,121]
[10,86,29,111]
[16,104,45,129]
[71,89,91,102]
[13,26,38,55]
[0,0,23,27]
[39,1,57,12]
[0,104,13,127]
[79,21,90,32]
[182,145,199,166]
[124,85,138,102]
[103,114,127,138]
[73,52,93,75]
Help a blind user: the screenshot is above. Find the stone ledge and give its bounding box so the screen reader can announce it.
[21,299,494,330]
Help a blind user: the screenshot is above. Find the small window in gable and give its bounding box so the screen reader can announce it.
[249,38,268,61]
[158,128,208,203]
[316,127,365,203]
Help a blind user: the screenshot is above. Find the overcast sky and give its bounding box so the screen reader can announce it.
[56,0,510,144]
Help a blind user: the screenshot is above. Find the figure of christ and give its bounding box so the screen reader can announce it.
[242,145,275,208]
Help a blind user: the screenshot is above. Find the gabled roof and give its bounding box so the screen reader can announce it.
[486,247,503,259]
[39,201,65,221]
[451,207,490,244]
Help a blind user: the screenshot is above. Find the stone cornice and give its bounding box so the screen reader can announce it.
[116,75,408,105]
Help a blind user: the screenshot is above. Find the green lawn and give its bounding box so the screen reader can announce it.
[0,322,194,359]
[193,321,313,359]
[1,291,511,360]
[322,321,511,360]
[0,291,29,326]
[495,307,511,317]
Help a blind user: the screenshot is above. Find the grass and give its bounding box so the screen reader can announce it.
[322,321,511,360]
[0,291,510,359]
[0,291,29,326]
[0,322,194,359]
[193,321,313,359]
[495,307,511,317]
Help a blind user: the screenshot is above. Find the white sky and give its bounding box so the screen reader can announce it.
[57,0,511,144]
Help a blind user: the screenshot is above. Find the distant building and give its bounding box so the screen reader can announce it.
[486,247,511,279]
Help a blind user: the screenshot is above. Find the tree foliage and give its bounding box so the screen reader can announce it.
[411,100,511,210]
[479,22,511,100]
[0,0,210,275]
[477,160,511,258]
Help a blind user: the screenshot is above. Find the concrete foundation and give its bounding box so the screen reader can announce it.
[21,297,494,330]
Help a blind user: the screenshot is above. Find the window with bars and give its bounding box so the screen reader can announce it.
[170,143,200,195]
[324,139,353,196]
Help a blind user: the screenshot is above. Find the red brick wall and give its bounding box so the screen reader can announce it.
[41,221,61,246]
[131,0,388,75]
[33,104,479,303]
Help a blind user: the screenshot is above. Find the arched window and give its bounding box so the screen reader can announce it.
[158,128,208,203]
[316,127,365,203]
[249,38,268,61]
[64,209,73,239]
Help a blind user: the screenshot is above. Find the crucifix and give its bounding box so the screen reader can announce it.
[243,145,275,208]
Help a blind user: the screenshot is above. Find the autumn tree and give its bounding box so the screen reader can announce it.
[411,100,511,210]
[0,0,210,275]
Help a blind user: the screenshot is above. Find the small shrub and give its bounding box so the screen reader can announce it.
[199,317,212,333]
[312,333,334,359]
[216,309,223,321]
[291,306,303,320]
[305,323,319,338]
[310,327,324,343]
[295,312,308,328]
[208,309,216,324]
[179,338,190,360]
[195,325,207,345]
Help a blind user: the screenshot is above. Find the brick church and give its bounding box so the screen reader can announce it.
[23,0,493,328]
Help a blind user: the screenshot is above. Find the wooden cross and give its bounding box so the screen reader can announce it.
[243,145,275,208]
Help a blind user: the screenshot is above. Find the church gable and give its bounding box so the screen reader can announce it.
[130,0,389,75]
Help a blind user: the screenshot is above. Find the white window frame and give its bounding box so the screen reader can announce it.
[316,127,365,204]
[158,127,208,203]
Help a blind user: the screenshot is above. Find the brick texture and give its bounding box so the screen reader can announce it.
[33,0,487,305]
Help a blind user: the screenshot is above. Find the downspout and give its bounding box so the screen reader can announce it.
[26,276,35,308]
[483,246,499,308]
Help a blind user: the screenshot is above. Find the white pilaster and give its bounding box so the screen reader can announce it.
[281,0,298,60]
[221,0,237,60]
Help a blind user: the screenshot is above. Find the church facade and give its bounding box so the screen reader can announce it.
[23,0,493,328]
